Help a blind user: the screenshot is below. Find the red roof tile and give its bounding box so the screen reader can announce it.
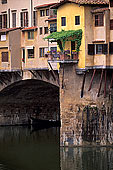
[91,7,109,13]
[45,17,57,22]
[0,27,21,33]
[51,0,109,9]
[35,3,57,9]
[22,26,38,31]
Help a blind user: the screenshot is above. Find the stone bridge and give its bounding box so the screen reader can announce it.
[0,69,60,127]
[0,69,59,92]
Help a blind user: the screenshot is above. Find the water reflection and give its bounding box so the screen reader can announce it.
[0,127,112,170]
[0,127,60,170]
[61,147,113,170]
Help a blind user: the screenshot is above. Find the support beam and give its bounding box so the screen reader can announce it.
[36,71,42,79]
[29,70,37,78]
[48,62,59,85]
[97,69,104,97]
[88,69,96,91]
[104,70,107,98]
[80,72,86,98]
[61,64,64,89]
[110,72,113,88]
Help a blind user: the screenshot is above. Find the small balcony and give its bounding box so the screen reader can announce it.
[47,50,79,63]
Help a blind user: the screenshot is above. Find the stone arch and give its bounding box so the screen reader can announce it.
[0,76,60,126]
[0,70,59,92]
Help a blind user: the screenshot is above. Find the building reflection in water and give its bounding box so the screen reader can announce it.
[0,127,112,170]
[61,147,113,170]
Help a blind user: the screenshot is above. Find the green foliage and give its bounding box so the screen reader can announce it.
[44,29,82,52]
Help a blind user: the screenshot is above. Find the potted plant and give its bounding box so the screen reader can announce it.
[64,50,70,55]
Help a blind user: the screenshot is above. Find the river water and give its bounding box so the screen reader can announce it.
[0,127,112,170]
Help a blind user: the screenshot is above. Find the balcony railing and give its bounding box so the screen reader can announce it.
[47,52,78,62]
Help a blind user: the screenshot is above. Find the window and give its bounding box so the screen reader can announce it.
[12,13,16,27]
[2,52,8,62]
[1,0,7,4]
[22,48,25,62]
[40,27,42,35]
[0,33,6,41]
[110,19,113,30]
[44,27,48,34]
[61,17,66,26]
[0,15,2,29]
[95,14,104,27]
[3,14,7,28]
[50,23,57,33]
[75,16,80,25]
[39,48,45,57]
[20,12,28,27]
[109,42,113,54]
[88,44,108,55]
[110,0,113,7]
[46,9,49,16]
[28,48,34,58]
[28,31,34,39]
[96,44,103,54]
[33,11,37,26]
[40,10,45,17]
[50,47,57,53]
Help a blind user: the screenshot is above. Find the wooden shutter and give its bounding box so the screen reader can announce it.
[0,15,2,29]
[88,44,95,55]
[2,52,8,62]
[102,44,108,54]
[26,12,28,27]
[110,20,113,30]
[20,12,23,27]
[109,42,113,54]
[110,0,113,7]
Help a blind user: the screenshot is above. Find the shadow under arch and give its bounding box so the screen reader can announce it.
[0,79,60,126]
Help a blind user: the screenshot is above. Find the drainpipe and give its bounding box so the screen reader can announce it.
[31,0,33,26]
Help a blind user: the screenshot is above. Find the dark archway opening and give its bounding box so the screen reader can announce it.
[0,79,60,127]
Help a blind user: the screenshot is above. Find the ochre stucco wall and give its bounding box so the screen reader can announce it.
[57,3,85,69]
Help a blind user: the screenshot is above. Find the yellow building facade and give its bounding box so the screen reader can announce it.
[57,3,85,69]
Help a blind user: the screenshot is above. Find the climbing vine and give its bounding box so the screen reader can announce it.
[44,29,82,52]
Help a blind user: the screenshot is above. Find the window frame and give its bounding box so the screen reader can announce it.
[61,17,66,26]
[44,27,48,34]
[50,23,57,33]
[95,14,104,27]
[40,10,45,17]
[12,12,16,28]
[28,48,34,58]
[3,14,7,28]
[39,48,45,57]
[1,52,8,62]
[28,31,34,39]
[20,11,28,27]
[1,0,7,4]
[75,16,80,25]
[110,0,113,7]
[46,9,49,16]
[40,27,43,35]
[88,44,108,55]
[33,11,37,26]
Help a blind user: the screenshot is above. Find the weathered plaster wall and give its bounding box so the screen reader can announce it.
[60,64,113,146]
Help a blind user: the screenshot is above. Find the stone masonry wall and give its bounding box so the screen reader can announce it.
[59,64,113,146]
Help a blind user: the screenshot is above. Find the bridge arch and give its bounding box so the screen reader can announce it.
[0,76,60,126]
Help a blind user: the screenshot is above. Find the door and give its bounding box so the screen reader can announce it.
[71,41,75,59]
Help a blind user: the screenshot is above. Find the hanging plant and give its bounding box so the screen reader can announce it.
[44,29,82,53]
